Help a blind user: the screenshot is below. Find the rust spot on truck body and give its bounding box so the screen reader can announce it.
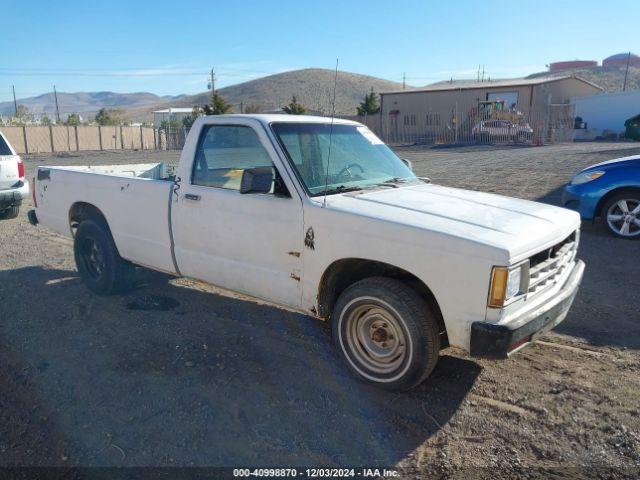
[287,251,301,257]
[290,273,301,282]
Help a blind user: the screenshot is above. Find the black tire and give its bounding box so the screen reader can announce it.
[601,192,640,239]
[73,219,136,295]
[332,277,441,391]
[479,133,490,145]
[0,206,20,220]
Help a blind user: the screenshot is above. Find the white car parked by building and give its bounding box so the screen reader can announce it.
[0,130,29,220]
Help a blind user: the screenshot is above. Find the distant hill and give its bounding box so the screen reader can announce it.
[121,68,405,122]
[6,66,637,124]
[0,91,185,120]
[527,65,640,92]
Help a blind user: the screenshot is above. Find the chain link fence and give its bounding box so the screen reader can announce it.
[155,102,577,152]
[343,103,576,147]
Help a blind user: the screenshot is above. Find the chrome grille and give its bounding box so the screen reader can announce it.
[528,231,578,294]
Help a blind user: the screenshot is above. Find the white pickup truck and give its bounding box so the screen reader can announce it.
[30,114,585,390]
[0,130,29,219]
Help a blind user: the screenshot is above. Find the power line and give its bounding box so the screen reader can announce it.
[0,71,207,77]
[0,68,281,79]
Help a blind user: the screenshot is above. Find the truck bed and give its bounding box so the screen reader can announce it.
[35,162,178,274]
[45,162,171,179]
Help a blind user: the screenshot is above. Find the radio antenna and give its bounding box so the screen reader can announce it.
[322,58,339,208]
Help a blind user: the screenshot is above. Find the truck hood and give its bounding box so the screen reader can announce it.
[324,183,580,261]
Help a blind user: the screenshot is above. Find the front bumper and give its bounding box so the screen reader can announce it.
[0,180,30,208]
[470,259,585,359]
[561,183,599,221]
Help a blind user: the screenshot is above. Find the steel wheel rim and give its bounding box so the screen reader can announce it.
[81,237,106,279]
[607,199,640,237]
[345,303,407,375]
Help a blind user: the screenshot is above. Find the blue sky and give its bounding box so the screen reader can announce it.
[1,0,638,102]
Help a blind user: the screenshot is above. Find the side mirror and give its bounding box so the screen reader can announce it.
[240,166,274,194]
[401,158,413,171]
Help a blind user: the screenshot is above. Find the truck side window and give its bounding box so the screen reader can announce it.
[192,125,274,191]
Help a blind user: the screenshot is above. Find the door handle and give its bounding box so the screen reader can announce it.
[184,193,201,201]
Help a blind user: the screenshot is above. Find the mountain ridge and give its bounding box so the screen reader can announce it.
[0,91,184,119]
[5,65,634,124]
[1,68,404,122]
[121,68,405,122]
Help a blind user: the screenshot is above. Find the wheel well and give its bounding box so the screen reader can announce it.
[595,187,640,218]
[68,202,109,236]
[317,258,448,347]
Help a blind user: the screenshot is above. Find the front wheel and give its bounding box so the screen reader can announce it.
[74,219,136,295]
[0,206,20,220]
[332,277,441,391]
[602,193,640,239]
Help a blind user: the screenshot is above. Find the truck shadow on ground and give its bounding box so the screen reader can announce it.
[537,188,640,350]
[0,266,480,467]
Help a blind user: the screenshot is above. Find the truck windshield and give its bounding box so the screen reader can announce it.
[271,122,416,196]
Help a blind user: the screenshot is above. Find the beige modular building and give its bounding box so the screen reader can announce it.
[378,75,603,144]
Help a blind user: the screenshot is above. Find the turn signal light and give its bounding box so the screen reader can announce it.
[488,267,508,307]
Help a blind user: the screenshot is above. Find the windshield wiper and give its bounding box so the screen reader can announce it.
[319,185,363,196]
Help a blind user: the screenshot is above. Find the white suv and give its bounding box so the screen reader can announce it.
[0,131,29,220]
[473,120,534,144]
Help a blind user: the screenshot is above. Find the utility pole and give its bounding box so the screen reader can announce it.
[210,67,216,104]
[623,51,631,92]
[12,85,18,116]
[53,85,60,123]
[402,72,406,90]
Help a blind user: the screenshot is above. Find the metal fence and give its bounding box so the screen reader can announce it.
[162,124,188,150]
[154,102,577,152]
[0,125,161,154]
[343,104,576,147]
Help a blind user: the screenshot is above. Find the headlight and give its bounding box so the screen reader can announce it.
[488,264,527,308]
[570,171,605,185]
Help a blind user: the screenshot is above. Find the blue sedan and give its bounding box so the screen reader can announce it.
[562,154,640,239]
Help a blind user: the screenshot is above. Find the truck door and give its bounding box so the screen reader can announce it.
[171,122,304,309]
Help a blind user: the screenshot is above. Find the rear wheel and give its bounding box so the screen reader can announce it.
[74,220,136,294]
[0,206,20,220]
[332,277,441,391]
[602,193,640,239]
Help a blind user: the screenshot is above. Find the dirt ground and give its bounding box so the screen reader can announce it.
[0,142,639,478]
